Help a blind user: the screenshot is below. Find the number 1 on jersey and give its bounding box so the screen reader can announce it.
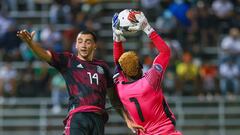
[129,97,145,122]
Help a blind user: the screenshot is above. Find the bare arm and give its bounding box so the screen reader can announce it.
[17,29,52,62]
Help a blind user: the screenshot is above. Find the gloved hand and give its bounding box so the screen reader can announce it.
[112,13,126,42]
[128,11,154,36]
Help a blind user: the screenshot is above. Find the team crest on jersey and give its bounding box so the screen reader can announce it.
[97,66,104,74]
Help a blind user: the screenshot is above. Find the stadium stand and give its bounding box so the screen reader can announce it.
[1,97,240,135]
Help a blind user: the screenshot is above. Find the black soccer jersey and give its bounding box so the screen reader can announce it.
[48,51,113,112]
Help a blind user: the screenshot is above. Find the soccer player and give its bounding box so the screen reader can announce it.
[17,30,114,135]
[112,11,182,135]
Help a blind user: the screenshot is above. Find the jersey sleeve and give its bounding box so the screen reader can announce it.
[145,64,164,90]
[113,41,127,83]
[113,41,124,64]
[145,31,171,90]
[48,51,71,71]
[149,31,170,71]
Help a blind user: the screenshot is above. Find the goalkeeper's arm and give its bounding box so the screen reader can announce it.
[112,13,125,64]
[128,11,170,67]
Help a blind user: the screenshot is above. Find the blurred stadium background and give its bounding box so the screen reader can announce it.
[0,0,240,135]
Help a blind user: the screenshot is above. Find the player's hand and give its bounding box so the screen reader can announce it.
[127,10,141,23]
[126,119,145,134]
[112,13,126,42]
[128,11,154,36]
[17,29,35,45]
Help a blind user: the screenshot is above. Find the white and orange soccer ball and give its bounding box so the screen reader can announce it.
[118,9,140,35]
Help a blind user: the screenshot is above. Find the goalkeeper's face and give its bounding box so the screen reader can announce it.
[118,51,143,80]
[76,33,96,61]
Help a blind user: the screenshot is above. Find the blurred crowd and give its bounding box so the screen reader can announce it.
[141,0,240,101]
[0,0,240,111]
[0,0,103,113]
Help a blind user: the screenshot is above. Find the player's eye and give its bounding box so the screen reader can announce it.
[78,40,83,43]
[85,41,92,45]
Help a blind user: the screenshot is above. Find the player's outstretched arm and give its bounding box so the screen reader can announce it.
[17,29,52,62]
[112,13,125,64]
[128,11,170,66]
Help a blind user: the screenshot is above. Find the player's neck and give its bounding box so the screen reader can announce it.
[126,71,143,81]
[126,76,136,82]
[78,55,93,61]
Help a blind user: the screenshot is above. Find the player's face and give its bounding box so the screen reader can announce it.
[76,33,96,61]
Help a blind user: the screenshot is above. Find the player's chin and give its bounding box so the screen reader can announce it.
[79,51,89,57]
[82,53,89,58]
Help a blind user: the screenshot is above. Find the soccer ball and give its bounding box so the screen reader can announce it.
[118,9,138,35]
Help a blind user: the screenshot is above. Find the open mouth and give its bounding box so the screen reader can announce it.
[80,49,88,54]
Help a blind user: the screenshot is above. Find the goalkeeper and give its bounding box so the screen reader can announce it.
[112,10,182,135]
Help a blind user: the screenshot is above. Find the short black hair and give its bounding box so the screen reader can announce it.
[79,30,97,43]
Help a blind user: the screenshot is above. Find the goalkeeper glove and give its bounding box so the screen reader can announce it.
[128,11,154,36]
[112,13,126,42]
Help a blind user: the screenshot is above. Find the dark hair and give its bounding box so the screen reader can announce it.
[79,30,97,43]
